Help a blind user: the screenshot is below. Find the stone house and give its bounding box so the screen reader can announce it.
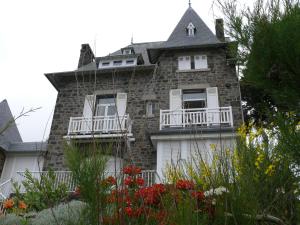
[44,5,243,180]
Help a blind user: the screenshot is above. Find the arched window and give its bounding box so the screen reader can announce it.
[186,23,196,36]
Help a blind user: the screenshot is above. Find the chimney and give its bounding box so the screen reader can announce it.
[215,19,225,42]
[77,44,95,68]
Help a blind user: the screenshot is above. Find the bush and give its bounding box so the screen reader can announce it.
[13,169,68,212]
[0,214,23,225]
[31,200,85,225]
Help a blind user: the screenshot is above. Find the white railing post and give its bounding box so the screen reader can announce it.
[229,106,233,127]
[159,110,162,130]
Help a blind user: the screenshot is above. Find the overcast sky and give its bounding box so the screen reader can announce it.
[0,0,240,142]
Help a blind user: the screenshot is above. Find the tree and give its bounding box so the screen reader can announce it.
[217,0,300,126]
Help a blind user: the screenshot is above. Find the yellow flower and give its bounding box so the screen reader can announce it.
[210,143,216,150]
[255,153,264,169]
[225,148,231,156]
[265,164,275,176]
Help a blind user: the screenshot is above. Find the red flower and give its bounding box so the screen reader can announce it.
[124,176,134,186]
[106,176,117,185]
[136,177,145,186]
[124,206,134,217]
[191,191,205,201]
[123,165,142,176]
[135,184,166,205]
[176,179,194,190]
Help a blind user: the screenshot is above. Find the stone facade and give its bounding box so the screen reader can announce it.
[44,46,242,171]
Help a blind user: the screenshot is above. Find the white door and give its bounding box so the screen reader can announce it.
[95,97,117,132]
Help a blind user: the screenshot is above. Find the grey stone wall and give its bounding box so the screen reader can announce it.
[44,47,243,171]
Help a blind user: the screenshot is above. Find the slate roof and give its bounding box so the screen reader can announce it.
[0,100,46,153]
[162,7,221,48]
[7,142,47,153]
[0,100,22,150]
[109,41,164,65]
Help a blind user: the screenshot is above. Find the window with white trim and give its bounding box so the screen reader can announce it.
[126,59,134,65]
[95,95,117,117]
[102,62,110,67]
[146,101,155,117]
[186,23,196,37]
[178,55,208,71]
[182,89,207,109]
[113,60,122,66]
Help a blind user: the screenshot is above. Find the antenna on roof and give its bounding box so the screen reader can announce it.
[131,33,134,45]
[188,0,191,8]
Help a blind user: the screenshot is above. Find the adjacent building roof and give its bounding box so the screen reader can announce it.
[0,100,46,153]
[0,100,22,150]
[7,142,47,153]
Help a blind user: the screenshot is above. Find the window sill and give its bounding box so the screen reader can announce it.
[176,68,210,73]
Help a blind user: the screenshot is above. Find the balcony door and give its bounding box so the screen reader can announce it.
[95,96,117,132]
[95,96,117,117]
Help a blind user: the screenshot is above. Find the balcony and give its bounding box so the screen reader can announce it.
[67,115,132,137]
[160,107,233,130]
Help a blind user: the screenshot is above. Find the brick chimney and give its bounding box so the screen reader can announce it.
[77,44,95,68]
[215,19,225,42]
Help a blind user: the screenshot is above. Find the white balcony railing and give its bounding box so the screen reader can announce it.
[160,107,233,130]
[15,170,158,193]
[68,115,131,135]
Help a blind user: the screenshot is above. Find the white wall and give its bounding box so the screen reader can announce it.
[156,136,236,180]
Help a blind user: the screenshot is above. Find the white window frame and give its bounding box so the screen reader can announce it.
[101,61,110,67]
[182,90,207,109]
[194,55,208,69]
[146,101,155,117]
[113,60,123,66]
[178,55,208,71]
[178,56,191,70]
[187,23,195,37]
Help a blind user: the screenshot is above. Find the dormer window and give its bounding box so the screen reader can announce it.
[186,23,196,36]
[122,47,135,55]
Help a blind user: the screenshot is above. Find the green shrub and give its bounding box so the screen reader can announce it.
[31,200,86,225]
[0,214,23,225]
[13,169,68,212]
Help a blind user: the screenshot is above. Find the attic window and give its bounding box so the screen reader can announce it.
[186,23,196,36]
[102,62,110,66]
[113,60,122,66]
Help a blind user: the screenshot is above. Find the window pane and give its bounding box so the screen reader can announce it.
[98,98,115,104]
[96,105,106,116]
[183,92,206,101]
[184,100,206,109]
[107,105,117,116]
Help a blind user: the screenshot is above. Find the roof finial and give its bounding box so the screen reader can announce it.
[188,0,191,8]
[131,33,134,45]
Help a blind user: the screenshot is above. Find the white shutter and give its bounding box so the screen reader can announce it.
[170,89,182,126]
[178,56,191,70]
[116,93,127,130]
[170,89,182,110]
[116,93,127,117]
[83,95,95,118]
[206,87,220,124]
[82,95,95,133]
[195,55,208,69]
